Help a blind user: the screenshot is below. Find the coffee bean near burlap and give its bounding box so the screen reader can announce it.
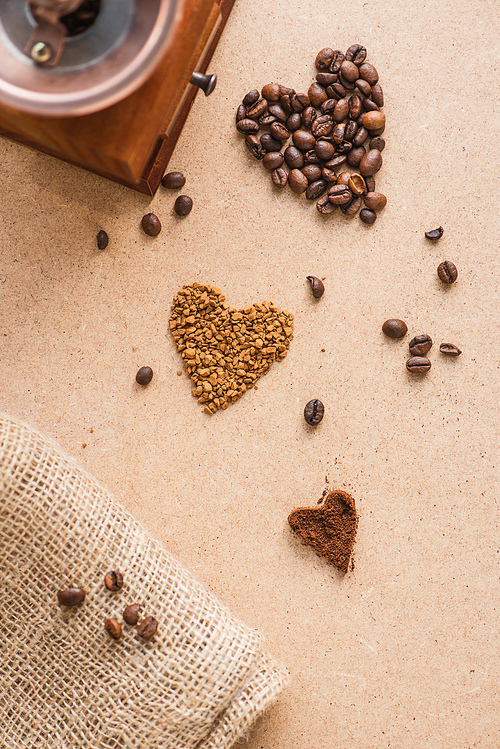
[0,414,288,748]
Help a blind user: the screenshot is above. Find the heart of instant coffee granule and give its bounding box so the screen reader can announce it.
[169,283,294,414]
[288,490,358,573]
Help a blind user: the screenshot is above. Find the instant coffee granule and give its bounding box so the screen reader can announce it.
[169,283,294,414]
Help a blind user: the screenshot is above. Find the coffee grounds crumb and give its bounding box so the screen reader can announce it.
[288,490,358,573]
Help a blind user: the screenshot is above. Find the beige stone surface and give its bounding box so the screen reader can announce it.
[0,0,499,747]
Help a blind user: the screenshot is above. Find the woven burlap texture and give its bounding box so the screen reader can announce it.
[0,414,289,748]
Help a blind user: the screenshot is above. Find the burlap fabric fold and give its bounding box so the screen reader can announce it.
[0,414,288,748]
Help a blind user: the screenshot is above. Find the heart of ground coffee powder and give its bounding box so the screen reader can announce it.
[169,283,294,414]
[288,490,358,573]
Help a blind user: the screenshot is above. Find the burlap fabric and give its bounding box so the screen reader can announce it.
[0,414,288,748]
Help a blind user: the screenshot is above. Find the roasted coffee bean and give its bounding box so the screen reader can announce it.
[362,111,385,130]
[347,146,366,167]
[316,48,335,70]
[280,94,293,114]
[141,213,161,236]
[246,135,264,159]
[302,164,322,182]
[260,133,282,152]
[336,141,352,154]
[356,78,372,96]
[320,98,337,115]
[284,145,304,169]
[322,167,337,184]
[340,60,359,83]
[286,113,302,131]
[406,356,431,373]
[174,195,193,217]
[325,154,347,168]
[293,129,316,151]
[316,72,338,86]
[306,180,327,200]
[301,106,317,129]
[242,89,259,107]
[314,139,335,161]
[304,149,321,165]
[371,83,384,107]
[338,72,356,91]
[331,123,346,145]
[344,119,358,141]
[316,195,338,214]
[162,171,186,189]
[370,136,385,151]
[270,122,290,141]
[288,169,309,194]
[304,399,325,425]
[362,98,379,112]
[328,82,346,99]
[425,226,444,240]
[359,208,377,224]
[292,92,310,111]
[345,44,367,65]
[105,571,124,591]
[308,82,328,107]
[359,148,383,176]
[348,94,362,120]
[359,62,379,84]
[364,191,387,210]
[57,587,86,606]
[105,617,122,640]
[336,171,351,186]
[353,126,369,146]
[348,174,366,195]
[329,50,345,73]
[247,99,268,119]
[137,615,158,640]
[258,112,276,126]
[328,184,352,205]
[96,230,108,250]
[306,275,325,298]
[279,84,295,97]
[311,115,333,138]
[272,168,288,188]
[123,603,142,626]
[409,334,433,356]
[332,98,349,122]
[437,260,458,284]
[236,118,259,134]
[263,152,284,171]
[369,124,385,137]
[382,319,407,338]
[341,195,362,216]
[365,175,376,192]
[268,104,287,123]
[439,343,462,356]
[261,83,281,101]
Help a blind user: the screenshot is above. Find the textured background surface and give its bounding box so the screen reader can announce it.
[0,0,499,746]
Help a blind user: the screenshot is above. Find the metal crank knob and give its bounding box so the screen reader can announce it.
[190,71,217,96]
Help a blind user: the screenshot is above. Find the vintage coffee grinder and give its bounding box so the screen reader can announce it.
[0,0,235,193]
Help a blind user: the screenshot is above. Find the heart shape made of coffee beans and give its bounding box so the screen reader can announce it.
[288,490,358,573]
[169,283,294,414]
[236,43,387,225]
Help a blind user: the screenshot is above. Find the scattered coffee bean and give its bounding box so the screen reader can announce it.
[382,319,407,338]
[406,356,431,373]
[316,195,337,214]
[288,169,309,194]
[306,276,325,299]
[136,366,153,386]
[341,195,362,215]
[437,260,458,284]
[261,83,281,101]
[304,399,325,425]
[328,184,352,205]
[263,151,284,171]
[272,168,288,187]
[246,134,264,159]
[137,615,158,640]
[348,174,365,195]
[242,89,259,107]
[235,104,247,123]
[260,132,282,152]
[369,136,385,151]
[359,148,383,176]
[363,191,387,211]
[409,334,433,356]
[362,111,385,130]
[141,213,161,237]
[425,226,444,240]
[57,587,86,607]
[237,118,259,134]
[123,603,142,625]
[161,171,186,189]
[439,343,462,356]
[104,571,124,591]
[174,195,193,217]
[305,179,327,200]
[105,617,122,640]
[247,99,268,119]
[359,208,377,224]
[96,230,108,250]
